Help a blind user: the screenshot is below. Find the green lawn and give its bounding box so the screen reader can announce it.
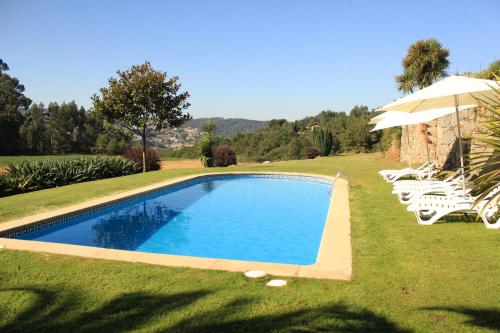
[0,155,95,168]
[0,154,498,333]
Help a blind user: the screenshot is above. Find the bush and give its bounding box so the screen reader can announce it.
[303,146,320,159]
[287,135,313,160]
[212,145,237,167]
[0,174,9,197]
[122,147,161,171]
[0,157,138,197]
[198,135,219,167]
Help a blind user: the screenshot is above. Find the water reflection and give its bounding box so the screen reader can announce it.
[202,181,215,193]
[91,201,184,250]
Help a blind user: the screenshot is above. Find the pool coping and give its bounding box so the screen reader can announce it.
[0,172,352,280]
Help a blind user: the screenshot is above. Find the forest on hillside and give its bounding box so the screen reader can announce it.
[186,117,268,137]
[165,105,401,162]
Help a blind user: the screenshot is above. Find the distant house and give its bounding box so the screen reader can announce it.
[310,124,321,131]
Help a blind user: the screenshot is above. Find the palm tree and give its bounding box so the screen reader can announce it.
[396,39,450,92]
[396,68,415,93]
[395,39,450,167]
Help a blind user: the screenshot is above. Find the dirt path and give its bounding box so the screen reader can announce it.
[160,160,261,170]
[160,160,203,170]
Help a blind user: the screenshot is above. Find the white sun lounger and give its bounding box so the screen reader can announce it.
[379,162,437,183]
[394,181,465,204]
[392,171,469,204]
[392,170,460,190]
[406,189,499,229]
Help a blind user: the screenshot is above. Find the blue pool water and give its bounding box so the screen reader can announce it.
[16,175,332,265]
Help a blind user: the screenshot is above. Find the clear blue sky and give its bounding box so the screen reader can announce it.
[1,0,499,120]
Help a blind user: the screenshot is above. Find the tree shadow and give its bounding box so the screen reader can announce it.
[0,286,411,333]
[422,306,500,331]
[168,299,413,333]
[0,287,210,333]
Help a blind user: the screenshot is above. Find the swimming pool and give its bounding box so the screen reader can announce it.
[13,174,332,265]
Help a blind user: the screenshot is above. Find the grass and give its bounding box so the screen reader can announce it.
[0,153,499,332]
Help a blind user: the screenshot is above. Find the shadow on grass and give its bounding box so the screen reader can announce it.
[0,287,412,333]
[422,306,500,331]
[0,287,209,333]
[168,299,413,333]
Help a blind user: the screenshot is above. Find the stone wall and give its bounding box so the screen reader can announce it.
[399,108,485,170]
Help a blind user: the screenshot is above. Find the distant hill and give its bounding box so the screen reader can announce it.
[186,117,268,137]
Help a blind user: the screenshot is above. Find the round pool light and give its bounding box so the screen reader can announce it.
[266,279,287,287]
[244,270,266,278]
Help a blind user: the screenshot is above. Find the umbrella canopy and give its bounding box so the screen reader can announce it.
[377,76,499,113]
[370,105,474,131]
[376,76,500,193]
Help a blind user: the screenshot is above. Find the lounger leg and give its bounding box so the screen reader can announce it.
[481,212,500,230]
[413,209,440,225]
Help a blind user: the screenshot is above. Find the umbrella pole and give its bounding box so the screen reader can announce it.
[406,125,412,168]
[423,124,431,179]
[454,95,466,194]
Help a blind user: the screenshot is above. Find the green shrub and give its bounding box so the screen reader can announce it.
[212,145,237,167]
[122,147,161,171]
[198,135,219,167]
[0,174,9,197]
[0,157,138,197]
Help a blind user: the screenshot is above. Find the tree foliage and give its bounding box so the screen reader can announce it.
[314,128,332,156]
[198,120,224,167]
[228,106,380,162]
[0,59,32,154]
[471,60,500,80]
[396,39,450,93]
[19,103,49,154]
[92,61,191,171]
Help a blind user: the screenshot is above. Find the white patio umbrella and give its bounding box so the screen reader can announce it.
[376,76,500,193]
[370,106,473,131]
[370,106,474,178]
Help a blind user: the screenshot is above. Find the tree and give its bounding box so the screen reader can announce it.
[0,59,32,154]
[92,61,191,172]
[198,120,222,167]
[474,60,500,80]
[340,106,377,152]
[46,101,86,154]
[396,39,450,93]
[314,128,332,156]
[202,119,216,135]
[0,59,9,74]
[268,119,287,128]
[394,40,450,160]
[19,103,49,154]
[94,122,131,155]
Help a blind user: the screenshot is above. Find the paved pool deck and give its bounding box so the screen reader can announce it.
[0,172,352,280]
